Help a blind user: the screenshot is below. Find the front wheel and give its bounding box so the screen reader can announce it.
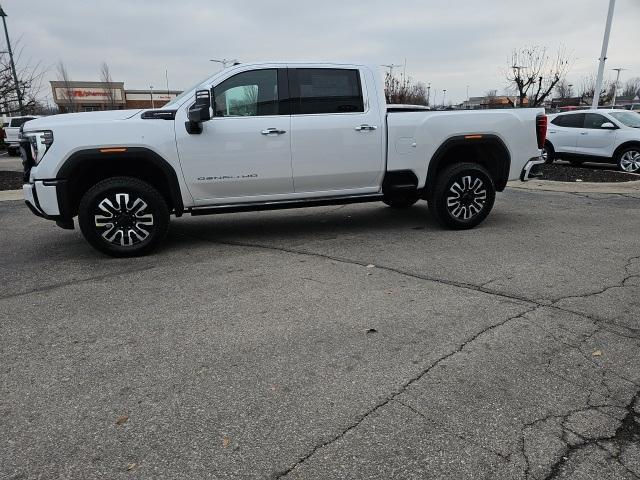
[78,177,169,257]
[429,163,496,230]
[617,147,640,173]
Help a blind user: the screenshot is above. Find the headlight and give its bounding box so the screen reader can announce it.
[25,130,54,165]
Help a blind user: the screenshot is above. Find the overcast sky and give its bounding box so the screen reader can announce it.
[5,0,640,105]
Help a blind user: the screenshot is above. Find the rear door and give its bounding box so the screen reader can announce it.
[575,113,618,157]
[548,113,584,153]
[288,66,385,194]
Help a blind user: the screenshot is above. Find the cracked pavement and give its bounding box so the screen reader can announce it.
[1,188,639,479]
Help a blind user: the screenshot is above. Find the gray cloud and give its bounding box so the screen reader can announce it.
[5,0,640,104]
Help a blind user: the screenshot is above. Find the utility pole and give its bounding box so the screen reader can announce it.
[592,0,616,109]
[0,5,24,115]
[611,67,625,106]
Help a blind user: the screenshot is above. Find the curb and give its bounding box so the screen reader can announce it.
[507,179,640,195]
[0,189,23,202]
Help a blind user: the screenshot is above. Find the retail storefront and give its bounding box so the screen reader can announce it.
[51,81,181,112]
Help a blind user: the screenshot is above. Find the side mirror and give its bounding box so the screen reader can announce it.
[185,90,212,134]
[601,122,617,129]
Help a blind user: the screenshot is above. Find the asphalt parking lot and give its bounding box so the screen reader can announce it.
[1,188,639,479]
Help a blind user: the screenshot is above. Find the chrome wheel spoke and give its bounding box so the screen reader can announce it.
[93,192,154,247]
[446,174,487,220]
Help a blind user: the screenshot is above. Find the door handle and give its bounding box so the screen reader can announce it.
[261,128,286,135]
[580,132,588,135]
[548,130,557,134]
[355,124,377,131]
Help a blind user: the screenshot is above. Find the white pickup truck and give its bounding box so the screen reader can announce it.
[20,62,546,257]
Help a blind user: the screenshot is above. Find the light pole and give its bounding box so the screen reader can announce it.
[381,64,402,78]
[442,89,447,108]
[466,85,470,102]
[592,0,616,109]
[149,85,154,109]
[427,83,431,107]
[0,5,24,114]
[611,68,625,106]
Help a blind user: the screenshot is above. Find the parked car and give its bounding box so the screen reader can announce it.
[20,62,545,257]
[5,116,39,156]
[544,109,640,172]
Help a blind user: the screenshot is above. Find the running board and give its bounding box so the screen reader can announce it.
[189,193,384,216]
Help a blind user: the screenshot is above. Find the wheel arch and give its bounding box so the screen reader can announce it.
[425,135,511,194]
[57,147,184,217]
[613,141,640,160]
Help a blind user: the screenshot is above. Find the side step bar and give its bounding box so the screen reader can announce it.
[189,193,384,216]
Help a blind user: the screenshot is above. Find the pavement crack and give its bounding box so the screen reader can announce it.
[0,263,157,301]
[272,304,540,478]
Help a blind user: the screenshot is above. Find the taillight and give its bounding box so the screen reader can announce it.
[536,114,547,150]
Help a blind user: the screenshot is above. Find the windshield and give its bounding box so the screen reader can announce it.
[163,76,212,109]
[610,112,640,128]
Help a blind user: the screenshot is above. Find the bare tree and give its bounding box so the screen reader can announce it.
[555,80,574,99]
[506,45,573,107]
[577,74,612,106]
[56,62,78,113]
[0,42,46,115]
[384,72,429,106]
[622,77,640,99]
[99,62,117,110]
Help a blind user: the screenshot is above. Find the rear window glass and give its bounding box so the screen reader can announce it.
[292,69,364,115]
[9,117,35,127]
[552,113,584,128]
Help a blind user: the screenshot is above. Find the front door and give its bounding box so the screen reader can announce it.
[175,68,293,203]
[575,113,618,157]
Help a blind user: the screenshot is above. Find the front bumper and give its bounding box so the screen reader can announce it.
[520,155,545,181]
[23,181,74,229]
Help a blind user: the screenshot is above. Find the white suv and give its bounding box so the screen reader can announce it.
[544,109,640,172]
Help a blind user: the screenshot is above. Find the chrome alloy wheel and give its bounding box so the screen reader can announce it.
[94,193,154,246]
[620,150,640,173]
[541,147,548,162]
[446,175,487,220]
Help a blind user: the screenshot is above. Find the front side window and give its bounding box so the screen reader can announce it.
[292,68,364,115]
[213,69,279,117]
[583,113,611,129]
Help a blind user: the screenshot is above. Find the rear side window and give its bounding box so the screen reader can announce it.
[552,113,585,128]
[9,117,35,127]
[290,68,364,115]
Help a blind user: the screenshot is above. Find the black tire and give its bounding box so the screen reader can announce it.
[429,163,496,230]
[616,146,640,173]
[569,159,584,167]
[542,142,555,164]
[78,176,169,257]
[383,192,419,209]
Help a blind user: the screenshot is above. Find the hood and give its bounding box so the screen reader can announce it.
[22,109,143,131]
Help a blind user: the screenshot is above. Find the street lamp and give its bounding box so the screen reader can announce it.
[381,63,402,77]
[442,89,447,108]
[592,0,616,109]
[0,5,24,114]
[611,68,625,106]
[210,59,238,69]
[149,85,154,109]
[512,65,524,107]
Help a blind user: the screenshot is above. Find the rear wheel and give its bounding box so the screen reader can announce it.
[616,147,640,173]
[429,163,495,230]
[383,192,419,209]
[78,177,169,257]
